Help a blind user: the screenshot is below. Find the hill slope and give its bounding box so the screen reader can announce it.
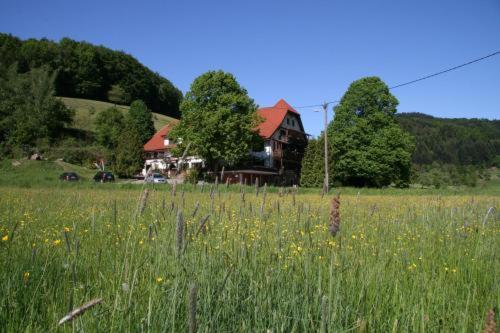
[61,97,176,132]
[396,113,500,166]
[0,33,182,117]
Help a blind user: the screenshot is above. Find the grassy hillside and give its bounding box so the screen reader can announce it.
[1,33,182,117]
[60,97,176,132]
[0,159,97,187]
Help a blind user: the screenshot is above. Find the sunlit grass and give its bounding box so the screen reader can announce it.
[0,185,498,331]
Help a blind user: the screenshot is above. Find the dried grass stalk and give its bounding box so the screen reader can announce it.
[175,211,184,256]
[196,215,210,236]
[188,283,197,333]
[329,194,341,237]
[148,224,153,241]
[171,181,177,197]
[191,201,200,218]
[321,295,328,333]
[483,308,496,333]
[58,298,103,325]
[139,189,149,215]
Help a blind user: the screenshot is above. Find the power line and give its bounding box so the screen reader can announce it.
[388,50,500,90]
[324,50,500,105]
[276,50,500,109]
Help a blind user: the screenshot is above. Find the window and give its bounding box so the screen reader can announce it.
[286,118,290,125]
[292,119,295,127]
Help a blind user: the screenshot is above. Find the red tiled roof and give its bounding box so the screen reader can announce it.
[256,99,300,139]
[143,120,179,152]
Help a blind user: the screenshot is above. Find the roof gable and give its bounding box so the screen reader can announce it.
[143,120,179,151]
[256,99,303,139]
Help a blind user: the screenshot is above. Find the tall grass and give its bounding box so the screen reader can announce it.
[0,185,498,331]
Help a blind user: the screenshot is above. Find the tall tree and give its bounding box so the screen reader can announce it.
[113,124,144,177]
[328,77,414,187]
[171,71,262,171]
[300,138,324,187]
[0,65,73,153]
[127,100,155,145]
[94,107,125,150]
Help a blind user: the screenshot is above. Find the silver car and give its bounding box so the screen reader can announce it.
[145,173,166,184]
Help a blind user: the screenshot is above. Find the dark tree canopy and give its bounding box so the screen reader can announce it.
[127,100,155,145]
[396,113,500,166]
[94,107,125,150]
[171,70,262,171]
[0,33,183,118]
[0,64,73,153]
[113,124,144,178]
[299,138,324,187]
[327,77,414,187]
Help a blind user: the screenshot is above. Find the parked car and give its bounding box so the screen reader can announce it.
[59,172,79,181]
[93,171,115,183]
[145,173,167,184]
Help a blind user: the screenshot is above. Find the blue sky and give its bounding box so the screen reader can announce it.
[1,0,499,136]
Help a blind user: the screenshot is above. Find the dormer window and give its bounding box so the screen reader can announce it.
[163,137,170,146]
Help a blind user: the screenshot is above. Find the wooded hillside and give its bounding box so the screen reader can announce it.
[0,33,182,118]
[396,113,500,166]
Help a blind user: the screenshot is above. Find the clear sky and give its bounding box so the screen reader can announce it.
[1,0,499,136]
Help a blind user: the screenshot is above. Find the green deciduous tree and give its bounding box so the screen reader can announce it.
[0,64,73,154]
[127,100,155,145]
[328,77,414,187]
[113,124,144,177]
[107,84,130,105]
[300,138,324,187]
[171,70,262,171]
[94,107,125,150]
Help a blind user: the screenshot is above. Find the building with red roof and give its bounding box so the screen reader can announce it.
[142,99,308,184]
[252,99,308,174]
[142,120,204,176]
[143,120,178,155]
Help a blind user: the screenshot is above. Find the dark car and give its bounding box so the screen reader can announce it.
[59,172,79,181]
[93,171,115,183]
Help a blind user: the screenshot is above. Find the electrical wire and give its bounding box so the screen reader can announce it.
[270,50,500,110]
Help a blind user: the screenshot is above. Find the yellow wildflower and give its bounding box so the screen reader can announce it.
[53,239,61,246]
[156,277,163,283]
[2,235,8,241]
[23,272,30,282]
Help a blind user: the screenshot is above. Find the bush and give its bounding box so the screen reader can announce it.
[185,168,200,184]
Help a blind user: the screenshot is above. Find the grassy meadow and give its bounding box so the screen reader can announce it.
[60,97,176,132]
[0,181,498,332]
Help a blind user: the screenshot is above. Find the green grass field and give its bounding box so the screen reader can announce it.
[0,179,498,331]
[60,97,176,132]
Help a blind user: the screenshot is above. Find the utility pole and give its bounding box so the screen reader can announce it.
[322,102,329,195]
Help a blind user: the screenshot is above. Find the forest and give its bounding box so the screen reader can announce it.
[0,33,182,118]
[396,113,500,167]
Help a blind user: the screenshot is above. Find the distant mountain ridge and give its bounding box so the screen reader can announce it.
[396,112,500,166]
[0,33,182,118]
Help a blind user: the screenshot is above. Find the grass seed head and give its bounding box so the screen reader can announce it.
[483,308,496,333]
[175,211,184,256]
[188,283,197,333]
[139,189,149,215]
[329,194,341,237]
